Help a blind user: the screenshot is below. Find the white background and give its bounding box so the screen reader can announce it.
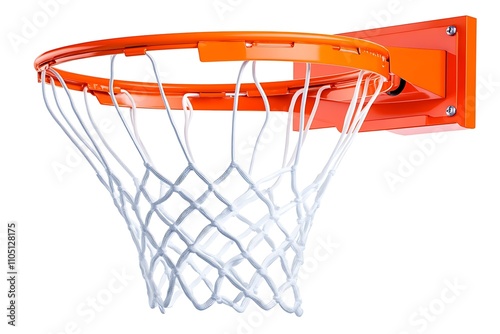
[1,0,499,333]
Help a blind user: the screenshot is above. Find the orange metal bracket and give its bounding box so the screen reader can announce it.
[387,47,446,98]
[296,16,477,133]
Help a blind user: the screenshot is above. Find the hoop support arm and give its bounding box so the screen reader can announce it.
[297,15,476,134]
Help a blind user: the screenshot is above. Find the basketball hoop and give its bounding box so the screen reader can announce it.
[34,17,477,316]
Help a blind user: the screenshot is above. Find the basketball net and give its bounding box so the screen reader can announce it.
[40,53,384,316]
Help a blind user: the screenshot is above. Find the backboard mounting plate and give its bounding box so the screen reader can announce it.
[294,16,477,134]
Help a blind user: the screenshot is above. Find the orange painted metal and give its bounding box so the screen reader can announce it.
[34,16,476,134]
[35,32,394,112]
[298,15,477,133]
[386,47,446,98]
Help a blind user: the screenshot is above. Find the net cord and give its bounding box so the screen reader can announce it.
[39,54,384,315]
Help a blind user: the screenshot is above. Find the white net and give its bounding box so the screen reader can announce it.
[40,53,384,316]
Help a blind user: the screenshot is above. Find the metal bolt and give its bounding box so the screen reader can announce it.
[446,25,457,36]
[446,106,457,117]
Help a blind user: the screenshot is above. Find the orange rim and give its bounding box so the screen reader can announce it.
[35,31,394,109]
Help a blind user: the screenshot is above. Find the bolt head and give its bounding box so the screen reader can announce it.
[446,106,457,117]
[446,25,457,36]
